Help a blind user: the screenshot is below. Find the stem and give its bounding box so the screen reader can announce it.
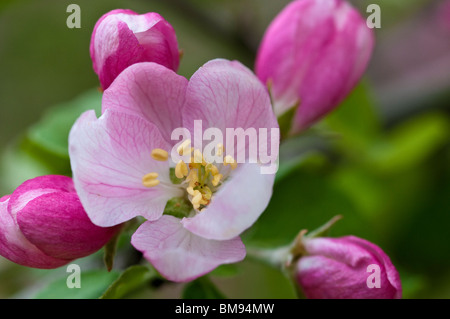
[246,245,291,270]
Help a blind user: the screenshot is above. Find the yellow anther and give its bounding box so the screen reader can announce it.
[199,198,209,205]
[212,173,223,187]
[216,143,224,156]
[142,172,158,184]
[175,160,188,179]
[187,186,195,196]
[177,140,192,156]
[191,191,203,206]
[186,169,199,187]
[224,155,237,170]
[151,148,169,161]
[193,149,206,165]
[142,179,160,188]
[210,164,219,176]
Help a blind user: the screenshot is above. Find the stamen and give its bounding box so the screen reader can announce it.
[151,148,169,161]
[187,186,195,196]
[186,170,198,188]
[224,155,237,170]
[210,164,219,176]
[193,149,205,164]
[191,190,203,210]
[216,143,224,156]
[175,160,188,179]
[202,186,212,200]
[142,178,160,188]
[142,172,158,181]
[177,139,192,156]
[212,173,223,186]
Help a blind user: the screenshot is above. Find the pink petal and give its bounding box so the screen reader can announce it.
[181,163,275,240]
[0,196,69,269]
[69,109,183,227]
[131,215,246,282]
[102,62,188,144]
[182,59,278,160]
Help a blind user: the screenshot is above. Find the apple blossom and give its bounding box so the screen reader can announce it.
[255,0,375,134]
[69,59,279,282]
[0,175,120,269]
[90,9,179,90]
[296,236,402,299]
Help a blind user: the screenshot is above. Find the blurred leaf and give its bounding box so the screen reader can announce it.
[366,112,449,174]
[27,89,102,158]
[324,82,381,151]
[393,167,450,272]
[0,137,72,194]
[210,263,240,278]
[276,134,330,183]
[213,259,297,299]
[100,265,155,299]
[34,270,120,299]
[183,276,226,299]
[243,159,372,247]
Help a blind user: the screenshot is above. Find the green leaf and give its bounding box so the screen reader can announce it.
[100,265,155,299]
[34,270,120,299]
[182,276,226,299]
[27,89,102,158]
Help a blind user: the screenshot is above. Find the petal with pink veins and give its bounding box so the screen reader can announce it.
[102,62,188,144]
[69,109,183,227]
[131,215,246,282]
[182,59,278,160]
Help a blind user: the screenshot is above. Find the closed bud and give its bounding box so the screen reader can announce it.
[256,0,375,134]
[90,9,180,90]
[295,236,402,299]
[0,175,120,269]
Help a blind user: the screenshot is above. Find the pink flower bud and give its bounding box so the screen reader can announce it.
[255,0,375,133]
[296,236,402,299]
[0,175,120,269]
[90,9,180,90]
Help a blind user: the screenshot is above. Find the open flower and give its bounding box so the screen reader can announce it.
[0,175,120,269]
[69,59,279,281]
[296,236,402,299]
[90,9,179,90]
[255,0,375,133]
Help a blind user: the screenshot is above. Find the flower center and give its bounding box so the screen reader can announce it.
[142,140,237,211]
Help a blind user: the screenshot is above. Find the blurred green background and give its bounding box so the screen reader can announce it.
[0,0,449,299]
